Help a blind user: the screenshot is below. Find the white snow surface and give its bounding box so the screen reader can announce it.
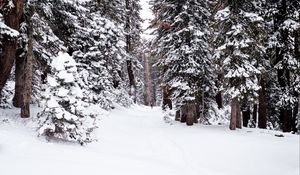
[0,105,299,175]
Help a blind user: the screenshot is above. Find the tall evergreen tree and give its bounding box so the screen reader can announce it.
[124,0,143,103]
[151,0,215,124]
[213,0,266,130]
[265,0,300,132]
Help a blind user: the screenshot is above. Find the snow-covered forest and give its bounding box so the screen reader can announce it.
[0,0,299,174]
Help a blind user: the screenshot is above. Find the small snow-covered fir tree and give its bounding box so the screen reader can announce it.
[38,52,96,144]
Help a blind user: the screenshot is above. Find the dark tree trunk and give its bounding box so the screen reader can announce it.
[242,107,250,127]
[175,110,180,121]
[258,76,267,129]
[13,44,25,108]
[292,99,298,133]
[21,12,33,118]
[0,0,24,93]
[180,105,187,123]
[162,85,172,110]
[186,103,196,126]
[252,104,257,127]
[216,92,223,109]
[215,73,223,109]
[236,100,242,129]
[281,109,292,132]
[230,97,238,130]
[125,0,136,103]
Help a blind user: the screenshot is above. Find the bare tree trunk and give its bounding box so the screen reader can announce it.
[13,42,25,107]
[186,103,196,126]
[282,109,292,132]
[215,73,223,109]
[143,53,154,106]
[242,107,250,127]
[0,0,24,93]
[21,13,33,118]
[215,92,223,109]
[230,97,238,130]
[180,105,187,123]
[125,0,136,103]
[236,100,242,129]
[162,85,172,110]
[252,104,258,127]
[175,110,180,121]
[258,76,267,129]
[292,99,298,132]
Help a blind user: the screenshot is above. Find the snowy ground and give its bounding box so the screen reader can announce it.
[0,105,299,175]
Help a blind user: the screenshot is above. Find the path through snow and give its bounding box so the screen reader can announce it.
[0,105,299,175]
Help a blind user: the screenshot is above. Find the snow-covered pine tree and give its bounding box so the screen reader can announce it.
[124,0,143,103]
[38,52,96,144]
[95,0,125,24]
[213,0,266,130]
[71,0,131,109]
[265,0,300,132]
[30,0,132,109]
[151,0,215,125]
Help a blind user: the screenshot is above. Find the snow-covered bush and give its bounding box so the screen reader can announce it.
[37,52,96,144]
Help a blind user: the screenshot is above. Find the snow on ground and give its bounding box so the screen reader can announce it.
[0,105,299,175]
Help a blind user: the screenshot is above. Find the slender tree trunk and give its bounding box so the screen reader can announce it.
[252,104,258,127]
[258,76,267,129]
[21,13,33,118]
[236,100,242,129]
[230,97,238,130]
[215,73,223,109]
[175,110,180,121]
[143,53,154,106]
[216,92,223,109]
[13,43,25,107]
[292,99,298,132]
[242,107,250,127]
[0,0,24,93]
[162,85,172,110]
[125,0,136,103]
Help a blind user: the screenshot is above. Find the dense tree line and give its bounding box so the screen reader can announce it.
[0,0,299,144]
[0,0,143,144]
[151,0,299,133]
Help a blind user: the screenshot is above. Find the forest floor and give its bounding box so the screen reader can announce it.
[0,105,299,175]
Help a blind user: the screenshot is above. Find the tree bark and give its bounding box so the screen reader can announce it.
[242,107,250,127]
[252,104,257,127]
[21,12,33,118]
[180,105,187,123]
[281,109,292,132]
[175,110,180,121]
[216,92,223,109]
[230,97,238,130]
[125,0,136,103]
[0,0,24,93]
[13,43,25,107]
[292,99,298,132]
[162,85,172,110]
[186,103,196,126]
[236,100,242,129]
[258,76,267,129]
